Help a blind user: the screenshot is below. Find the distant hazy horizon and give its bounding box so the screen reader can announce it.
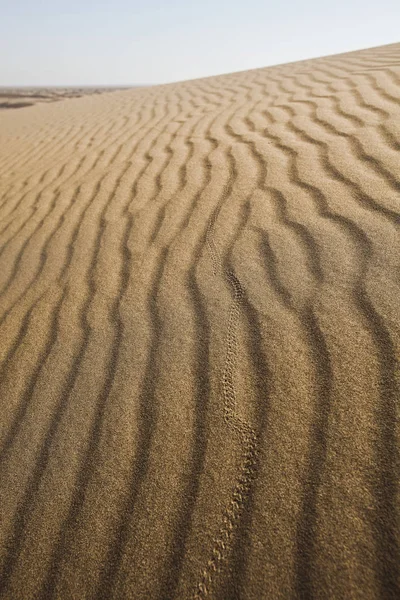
[1,0,399,86]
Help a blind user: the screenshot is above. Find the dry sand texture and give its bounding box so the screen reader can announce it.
[0,42,400,600]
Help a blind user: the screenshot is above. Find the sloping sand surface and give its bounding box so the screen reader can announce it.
[0,43,400,599]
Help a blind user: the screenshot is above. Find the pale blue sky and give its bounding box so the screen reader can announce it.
[0,0,399,86]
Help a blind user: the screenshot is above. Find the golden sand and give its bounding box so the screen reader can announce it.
[0,43,400,599]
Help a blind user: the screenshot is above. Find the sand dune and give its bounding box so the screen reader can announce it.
[0,43,400,599]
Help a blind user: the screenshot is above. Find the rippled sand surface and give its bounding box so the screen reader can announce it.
[0,43,400,599]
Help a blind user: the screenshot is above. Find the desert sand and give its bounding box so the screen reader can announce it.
[0,43,400,599]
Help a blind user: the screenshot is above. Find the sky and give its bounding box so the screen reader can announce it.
[0,0,399,86]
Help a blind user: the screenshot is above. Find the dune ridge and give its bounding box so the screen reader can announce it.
[0,43,400,599]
